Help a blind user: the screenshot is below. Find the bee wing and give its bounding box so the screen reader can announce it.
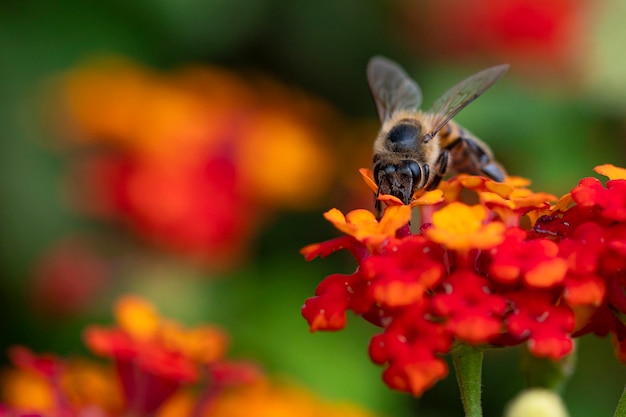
[367,56,422,123]
[425,64,509,141]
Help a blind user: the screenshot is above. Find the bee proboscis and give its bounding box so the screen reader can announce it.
[367,56,509,214]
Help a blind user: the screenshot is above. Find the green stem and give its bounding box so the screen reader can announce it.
[452,345,484,417]
[614,384,626,417]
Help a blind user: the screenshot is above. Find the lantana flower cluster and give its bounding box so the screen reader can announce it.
[302,164,626,396]
[1,296,375,417]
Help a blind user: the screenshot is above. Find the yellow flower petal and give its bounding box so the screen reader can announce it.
[458,174,514,198]
[594,164,626,180]
[377,194,404,206]
[323,205,411,251]
[426,203,505,250]
[377,205,413,235]
[411,189,444,206]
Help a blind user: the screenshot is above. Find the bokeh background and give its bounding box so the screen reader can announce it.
[1,0,625,416]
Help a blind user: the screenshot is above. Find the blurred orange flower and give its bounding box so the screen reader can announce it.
[205,381,377,417]
[54,58,339,267]
[1,296,377,417]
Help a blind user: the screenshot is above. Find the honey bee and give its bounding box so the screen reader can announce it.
[367,56,509,213]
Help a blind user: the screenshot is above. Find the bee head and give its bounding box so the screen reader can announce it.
[373,159,426,205]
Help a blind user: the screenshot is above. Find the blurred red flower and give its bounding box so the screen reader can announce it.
[30,236,110,317]
[52,59,339,267]
[396,0,591,78]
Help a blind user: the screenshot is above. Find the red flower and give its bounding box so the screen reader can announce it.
[8,347,63,381]
[489,227,567,287]
[71,150,255,267]
[431,271,508,344]
[29,237,110,317]
[361,236,445,308]
[84,296,228,416]
[300,236,359,261]
[302,273,355,332]
[572,178,626,222]
[303,166,626,396]
[504,291,575,360]
[369,304,452,396]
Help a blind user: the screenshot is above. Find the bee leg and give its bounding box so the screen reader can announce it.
[481,162,506,182]
[426,151,449,190]
[463,138,506,181]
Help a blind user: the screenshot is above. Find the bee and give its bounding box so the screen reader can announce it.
[367,56,509,214]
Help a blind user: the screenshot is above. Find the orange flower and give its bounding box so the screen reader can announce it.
[1,349,122,416]
[526,192,574,226]
[1,368,54,412]
[61,59,219,156]
[235,108,335,210]
[459,174,518,198]
[358,168,378,194]
[88,296,228,368]
[84,295,229,416]
[113,296,227,363]
[61,359,123,413]
[115,295,161,340]
[426,202,505,250]
[594,163,626,180]
[438,174,518,203]
[159,321,228,364]
[60,58,336,209]
[480,187,556,226]
[207,381,378,417]
[324,205,411,251]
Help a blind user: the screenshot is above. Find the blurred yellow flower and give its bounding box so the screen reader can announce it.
[115,295,161,341]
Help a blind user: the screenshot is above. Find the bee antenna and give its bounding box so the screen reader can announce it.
[423,133,434,143]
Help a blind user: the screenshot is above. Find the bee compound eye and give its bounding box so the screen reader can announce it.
[421,164,430,188]
[406,160,422,183]
[383,165,397,175]
[373,163,396,186]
